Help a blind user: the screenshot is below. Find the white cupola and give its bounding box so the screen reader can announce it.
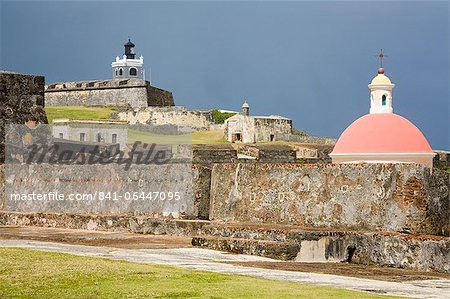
[242,101,249,116]
[368,67,395,114]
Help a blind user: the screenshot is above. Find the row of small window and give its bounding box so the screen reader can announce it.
[115,67,138,77]
[59,133,118,143]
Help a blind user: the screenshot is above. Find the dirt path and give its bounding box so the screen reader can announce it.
[0,226,191,249]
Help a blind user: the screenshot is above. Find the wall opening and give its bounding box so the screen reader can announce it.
[382,95,387,106]
[80,133,85,142]
[119,68,123,76]
[112,133,117,143]
[270,134,275,142]
[345,246,356,263]
[129,68,137,76]
[232,133,242,143]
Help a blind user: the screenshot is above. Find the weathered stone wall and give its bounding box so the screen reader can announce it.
[0,164,4,210]
[192,164,212,220]
[118,106,213,131]
[254,117,292,142]
[2,163,197,218]
[293,144,334,164]
[0,71,48,163]
[224,114,255,143]
[146,85,175,107]
[278,133,337,145]
[193,226,450,273]
[434,150,450,170]
[193,145,237,164]
[209,163,450,235]
[225,115,292,143]
[237,144,296,163]
[0,160,213,220]
[45,79,174,108]
[347,233,450,273]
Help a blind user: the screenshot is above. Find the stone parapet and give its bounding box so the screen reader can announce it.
[209,163,449,235]
[45,79,174,108]
[278,133,337,145]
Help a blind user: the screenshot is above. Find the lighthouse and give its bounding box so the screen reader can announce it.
[111,39,144,80]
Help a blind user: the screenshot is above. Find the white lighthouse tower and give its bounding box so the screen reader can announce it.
[111,39,144,80]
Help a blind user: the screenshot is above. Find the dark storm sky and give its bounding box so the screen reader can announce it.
[1,1,448,149]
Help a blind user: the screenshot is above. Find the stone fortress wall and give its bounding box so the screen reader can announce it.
[1,160,448,236]
[117,106,214,131]
[225,114,293,143]
[45,79,174,108]
[254,117,293,142]
[209,163,449,235]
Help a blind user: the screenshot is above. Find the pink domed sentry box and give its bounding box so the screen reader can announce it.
[329,67,435,169]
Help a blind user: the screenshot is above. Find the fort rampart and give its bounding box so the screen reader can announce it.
[45,79,174,108]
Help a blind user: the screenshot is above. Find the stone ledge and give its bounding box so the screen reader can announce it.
[192,236,299,260]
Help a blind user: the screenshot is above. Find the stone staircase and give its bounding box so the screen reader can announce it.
[191,223,353,262]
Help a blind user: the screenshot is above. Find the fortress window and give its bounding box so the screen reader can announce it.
[59,133,63,139]
[115,68,118,76]
[382,95,387,106]
[97,133,102,142]
[129,68,137,76]
[80,133,85,142]
[112,134,117,143]
[119,68,123,76]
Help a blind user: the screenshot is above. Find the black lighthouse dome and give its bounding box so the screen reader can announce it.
[124,39,136,59]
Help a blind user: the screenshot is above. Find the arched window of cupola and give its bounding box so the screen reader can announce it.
[382,95,387,106]
[129,68,137,76]
[119,68,123,76]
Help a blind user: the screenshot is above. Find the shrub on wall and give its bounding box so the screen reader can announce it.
[292,128,309,136]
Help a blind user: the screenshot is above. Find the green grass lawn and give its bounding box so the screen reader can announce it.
[45,106,117,124]
[128,129,193,145]
[0,248,400,299]
[192,130,229,144]
[128,129,230,145]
